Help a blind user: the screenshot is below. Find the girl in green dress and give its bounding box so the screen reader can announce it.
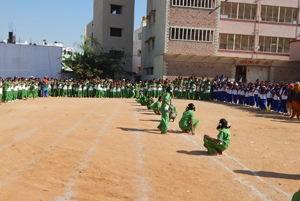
[204,118,231,156]
[178,103,199,135]
[157,87,173,134]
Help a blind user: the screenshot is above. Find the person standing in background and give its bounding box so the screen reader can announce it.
[157,87,173,134]
[291,82,300,119]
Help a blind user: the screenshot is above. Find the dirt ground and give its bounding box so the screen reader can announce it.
[0,97,299,201]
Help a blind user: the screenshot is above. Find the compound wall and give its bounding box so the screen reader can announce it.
[0,43,62,79]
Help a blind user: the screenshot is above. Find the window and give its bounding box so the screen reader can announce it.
[152,39,155,50]
[138,32,142,40]
[146,67,153,75]
[110,50,122,59]
[110,28,122,37]
[221,2,257,20]
[138,67,141,71]
[219,34,254,51]
[170,27,214,42]
[261,5,298,24]
[111,5,122,14]
[259,36,295,53]
[138,50,142,56]
[172,0,216,9]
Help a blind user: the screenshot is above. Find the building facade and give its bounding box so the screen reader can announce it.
[85,0,135,73]
[132,17,147,74]
[141,0,300,83]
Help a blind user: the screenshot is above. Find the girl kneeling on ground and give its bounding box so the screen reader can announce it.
[178,103,199,135]
[204,118,231,156]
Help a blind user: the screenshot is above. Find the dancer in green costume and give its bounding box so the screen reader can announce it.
[157,87,173,134]
[292,187,300,201]
[152,96,162,115]
[204,118,231,156]
[178,103,198,135]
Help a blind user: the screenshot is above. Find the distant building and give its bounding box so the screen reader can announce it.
[132,17,147,75]
[141,0,300,83]
[85,0,135,74]
[0,43,62,79]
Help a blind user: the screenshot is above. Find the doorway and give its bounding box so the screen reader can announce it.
[235,66,247,83]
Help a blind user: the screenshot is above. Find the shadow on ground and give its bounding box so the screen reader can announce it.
[234,170,300,180]
[117,127,181,135]
[139,119,161,122]
[177,150,208,156]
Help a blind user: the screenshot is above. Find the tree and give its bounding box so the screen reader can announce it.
[69,36,131,80]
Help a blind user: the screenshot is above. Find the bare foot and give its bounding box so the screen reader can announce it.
[219,150,226,155]
[209,152,219,156]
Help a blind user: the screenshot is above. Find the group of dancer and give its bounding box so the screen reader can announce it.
[136,86,231,156]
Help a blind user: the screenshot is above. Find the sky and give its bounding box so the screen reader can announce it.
[0,0,147,51]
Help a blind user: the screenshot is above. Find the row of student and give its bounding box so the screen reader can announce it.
[135,87,231,156]
[0,77,154,102]
[167,78,299,119]
[1,76,299,119]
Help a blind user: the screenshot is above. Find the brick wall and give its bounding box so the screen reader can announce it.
[168,7,218,28]
[166,61,233,79]
[273,66,300,83]
[167,41,216,55]
[166,7,219,55]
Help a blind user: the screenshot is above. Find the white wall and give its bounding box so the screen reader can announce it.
[132,19,146,74]
[142,0,167,80]
[0,43,62,79]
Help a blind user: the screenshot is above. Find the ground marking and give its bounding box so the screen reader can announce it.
[149,108,270,201]
[0,102,95,190]
[57,101,118,201]
[133,111,152,201]
[0,105,76,152]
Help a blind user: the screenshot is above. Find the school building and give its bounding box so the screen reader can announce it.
[140,0,300,83]
[85,0,134,74]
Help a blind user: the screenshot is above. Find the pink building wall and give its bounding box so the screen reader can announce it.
[290,40,300,61]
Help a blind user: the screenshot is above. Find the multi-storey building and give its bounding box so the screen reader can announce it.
[132,17,147,74]
[141,0,300,83]
[85,0,135,74]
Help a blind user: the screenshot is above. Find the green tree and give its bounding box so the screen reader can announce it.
[70,36,131,80]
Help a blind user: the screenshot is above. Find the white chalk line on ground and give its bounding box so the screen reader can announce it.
[133,111,152,201]
[0,105,75,152]
[0,100,36,120]
[56,101,118,201]
[193,133,293,199]
[174,123,292,200]
[0,101,95,190]
[146,107,272,201]
[179,133,269,201]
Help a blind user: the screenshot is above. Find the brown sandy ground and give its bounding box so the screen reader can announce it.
[0,97,299,201]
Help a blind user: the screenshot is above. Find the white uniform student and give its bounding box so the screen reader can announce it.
[58,82,63,97]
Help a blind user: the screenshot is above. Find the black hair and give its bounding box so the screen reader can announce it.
[166,87,172,93]
[217,118,231,130]
[158,96,162,100]
[186,103,195,111]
